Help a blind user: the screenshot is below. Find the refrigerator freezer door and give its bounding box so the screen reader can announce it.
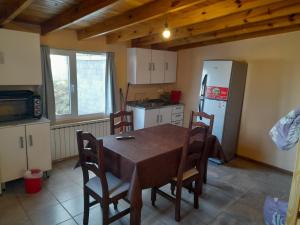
[202,61,232,87]
[203,99,227,142]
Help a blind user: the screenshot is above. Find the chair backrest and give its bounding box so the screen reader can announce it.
[176,115,210,184]
[190,111,214,134]
[110,110,134,135]
[76,130,109,199]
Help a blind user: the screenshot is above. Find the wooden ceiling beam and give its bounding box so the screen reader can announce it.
[167,24,300,50]
[158,14,300,50]
[0,0,33,26]
[77,0,210,40]
[106,0,285,44]
[133,0,300,47]
[41,0,118,35]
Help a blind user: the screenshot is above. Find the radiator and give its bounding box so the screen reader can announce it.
[50,118,110,161]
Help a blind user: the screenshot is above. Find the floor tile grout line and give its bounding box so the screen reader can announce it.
[46,184,81,225]
[15,193,35,225]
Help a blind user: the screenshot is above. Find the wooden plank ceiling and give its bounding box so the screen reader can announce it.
[1,0,300,50]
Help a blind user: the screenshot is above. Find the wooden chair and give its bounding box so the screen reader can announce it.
[190,111,214,183]
[191,111,214,134]
[76,130,131,225]
[151,118,211,221]
[110,110,134,135]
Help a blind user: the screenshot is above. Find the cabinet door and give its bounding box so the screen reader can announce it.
[144,109,160,128]
[159,107,172,125]
[26,123,52,172]
[0,126,27,182]
[136,48,151,84]
[0,29,42,85]
[164,51,177,83]
[150,50,165,84]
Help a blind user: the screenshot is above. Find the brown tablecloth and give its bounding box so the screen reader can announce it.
[101,124,224,225]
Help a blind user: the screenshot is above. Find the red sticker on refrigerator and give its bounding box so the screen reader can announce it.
[205,86,229,100]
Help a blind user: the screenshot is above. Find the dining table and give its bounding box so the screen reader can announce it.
[101,123,224,225]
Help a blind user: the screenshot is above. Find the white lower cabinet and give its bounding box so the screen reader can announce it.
[158,107,172,125]
[144,107,172,127]
[26,123,52,172]
[0,120,52,183]
[131,105,184,129]
[144,109,160,128]
[0,126,27,182]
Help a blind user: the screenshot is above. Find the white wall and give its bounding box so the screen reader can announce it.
[176,30,300,171]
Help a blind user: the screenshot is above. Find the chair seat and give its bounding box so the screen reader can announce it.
[86,172,130,199]
[172,168,199,181]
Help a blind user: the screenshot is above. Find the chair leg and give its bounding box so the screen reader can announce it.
[102,204,110,225]
[83,189,90,225]
[203,160,208,184]
[170,183,175,195]
[194,180,200,209]
[151,188,157,206]
[187,182,193,193]
[175,186,182,222]
[113,200,118,210]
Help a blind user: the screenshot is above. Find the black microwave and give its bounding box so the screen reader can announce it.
[0,90,42,122]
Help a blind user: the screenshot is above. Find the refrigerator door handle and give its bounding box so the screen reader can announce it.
[199,74,208,114]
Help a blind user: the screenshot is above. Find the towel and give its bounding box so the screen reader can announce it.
[269,106,300,151]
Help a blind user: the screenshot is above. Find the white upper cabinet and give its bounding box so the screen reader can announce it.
[150,50,165,84]
[127,48,177,84]
[164,51,177,83]
[128,48,151,84]
[0,29,42,85]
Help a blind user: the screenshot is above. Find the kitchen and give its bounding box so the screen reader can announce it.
[1,1,300,225]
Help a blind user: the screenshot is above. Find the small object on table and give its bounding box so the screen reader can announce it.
[115,135,135,140]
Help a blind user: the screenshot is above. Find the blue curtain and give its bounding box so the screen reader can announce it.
[40,45,56,123]
[105,52,118,114]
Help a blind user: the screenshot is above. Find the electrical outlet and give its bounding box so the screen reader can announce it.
[0,52,4,64]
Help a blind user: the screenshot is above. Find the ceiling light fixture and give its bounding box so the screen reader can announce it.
[162,18,171,39]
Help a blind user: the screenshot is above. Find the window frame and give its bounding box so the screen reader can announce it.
[50,48,107,121]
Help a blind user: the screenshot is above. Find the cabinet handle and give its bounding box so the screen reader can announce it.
[149,63,152,71]
[152,63,155,71]
[19,137,24,149]
[166,62,168,70]
[160,115,163,123]
[156,114,159,123]
[29,135,33,146]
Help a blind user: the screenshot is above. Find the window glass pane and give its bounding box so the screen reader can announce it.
[50,54,71,116]
[76,53,106,115]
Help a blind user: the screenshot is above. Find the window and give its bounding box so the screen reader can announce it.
[50,54,71,116]
[50,49,107,119]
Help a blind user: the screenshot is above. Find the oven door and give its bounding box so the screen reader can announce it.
[0,91,34,122]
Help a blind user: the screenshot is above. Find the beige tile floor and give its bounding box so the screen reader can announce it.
[0,158,292,225]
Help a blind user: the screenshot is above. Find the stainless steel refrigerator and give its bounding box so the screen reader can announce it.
[199,60,248,162]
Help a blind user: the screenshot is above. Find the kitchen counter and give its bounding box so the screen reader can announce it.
[0,117,50,128]
[127,100,184,110]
